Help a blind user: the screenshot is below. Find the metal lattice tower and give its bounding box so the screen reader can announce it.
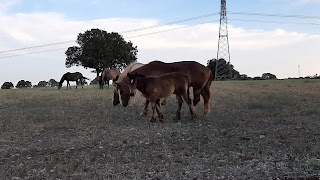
[216,0,231,80]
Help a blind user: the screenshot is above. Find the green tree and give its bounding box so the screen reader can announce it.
[1,82,14,89]
[16,80,32,88]
[207,58,240,80]
[262,73,277,80]
[48,79,58,87]
[65,28,138,77]
[37,80,48,87]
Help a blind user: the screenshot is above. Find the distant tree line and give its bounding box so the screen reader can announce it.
[1,79,59,89]
[207,58,278,81]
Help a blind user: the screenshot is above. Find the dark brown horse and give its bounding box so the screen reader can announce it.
[58,72,89,89]
[98,68,121,89]
[127,72,195,122]
[113,60,213,115]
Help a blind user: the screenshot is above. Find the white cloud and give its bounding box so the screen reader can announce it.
[0,0,23,13]
[291,0,320,6]
[0,11,320,85]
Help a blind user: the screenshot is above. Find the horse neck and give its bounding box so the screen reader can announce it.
[135,77,148,93]
[59,76,66,84]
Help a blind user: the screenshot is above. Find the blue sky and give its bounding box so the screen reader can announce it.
[0,0,320,85]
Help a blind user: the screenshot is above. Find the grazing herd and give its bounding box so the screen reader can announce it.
[58,60,213,122]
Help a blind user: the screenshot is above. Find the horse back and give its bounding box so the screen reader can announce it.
[132,61,211,89]
[117,63,145,83]
[142,72,190,99]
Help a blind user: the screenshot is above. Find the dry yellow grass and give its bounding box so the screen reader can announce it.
[0,79,319,179]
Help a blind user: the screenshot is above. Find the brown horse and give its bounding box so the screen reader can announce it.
[58,72,89,89]
[113,60,213,115]
[113,62,145,106]
[99,68,121,89]
[127,72,195,122]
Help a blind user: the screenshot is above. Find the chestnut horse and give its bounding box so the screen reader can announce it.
[127,72,195,122]
[113,60,213,115]
[99,68,121,89]
[58,72,89,89]
[113,62,145,106]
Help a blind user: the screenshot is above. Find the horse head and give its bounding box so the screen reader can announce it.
[113,81,132,107]
[58,82,63,89]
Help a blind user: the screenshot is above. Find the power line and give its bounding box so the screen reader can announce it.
[228,11,320,19]
[229,18,320,26]
[0,12,219,55]
[0,20,219,59]
[0,40,75,54]
[1,11,320,59]
[121,12,219,34]
[125,20,219,39]
[0,48,66,59]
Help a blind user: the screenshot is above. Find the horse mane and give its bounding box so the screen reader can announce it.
[59,74,67,83]
[117,62,145,82]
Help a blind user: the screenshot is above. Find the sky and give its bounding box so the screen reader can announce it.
[0,0,320,86]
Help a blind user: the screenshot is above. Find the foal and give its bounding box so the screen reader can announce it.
[127,72,195,122]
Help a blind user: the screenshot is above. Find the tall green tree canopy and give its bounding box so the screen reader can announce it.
[65,28,138,77]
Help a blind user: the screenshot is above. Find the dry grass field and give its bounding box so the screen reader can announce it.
[0,79,320,179]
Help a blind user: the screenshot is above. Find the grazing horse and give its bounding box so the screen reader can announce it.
[99,68,121,89]
[127,72,195,122]
[58,72,89,89]
[113,60,213,115]
[113,62,145,106]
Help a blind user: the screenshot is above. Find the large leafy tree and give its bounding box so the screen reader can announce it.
[65,28,138,77]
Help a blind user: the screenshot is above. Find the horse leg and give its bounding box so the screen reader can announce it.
[67,81,70,89]
[155,99,164,122]
[200,87,211,115]
[113,89,120,106]
[161,98,167,105]
[175,94,183,121]
[192,89,201,106]
[182,90,195,120]
[106,80,109,89]
[76,80,78,89]
[140,99,149,116]
[150,101,157,122]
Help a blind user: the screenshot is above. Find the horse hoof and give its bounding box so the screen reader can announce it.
[150,118,156,122]
[140,112,148,117]
[159,119,164,123]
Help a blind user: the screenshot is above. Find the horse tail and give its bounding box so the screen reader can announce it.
[200,70,213,114]
[205,71,213,88]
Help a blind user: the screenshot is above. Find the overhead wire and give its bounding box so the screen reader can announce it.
[228,11,320,19]
[0,20,219,59]
[0,12,219,55]
[1,11,320,59]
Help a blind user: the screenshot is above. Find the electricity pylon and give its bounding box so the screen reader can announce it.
[216,0,232,80]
